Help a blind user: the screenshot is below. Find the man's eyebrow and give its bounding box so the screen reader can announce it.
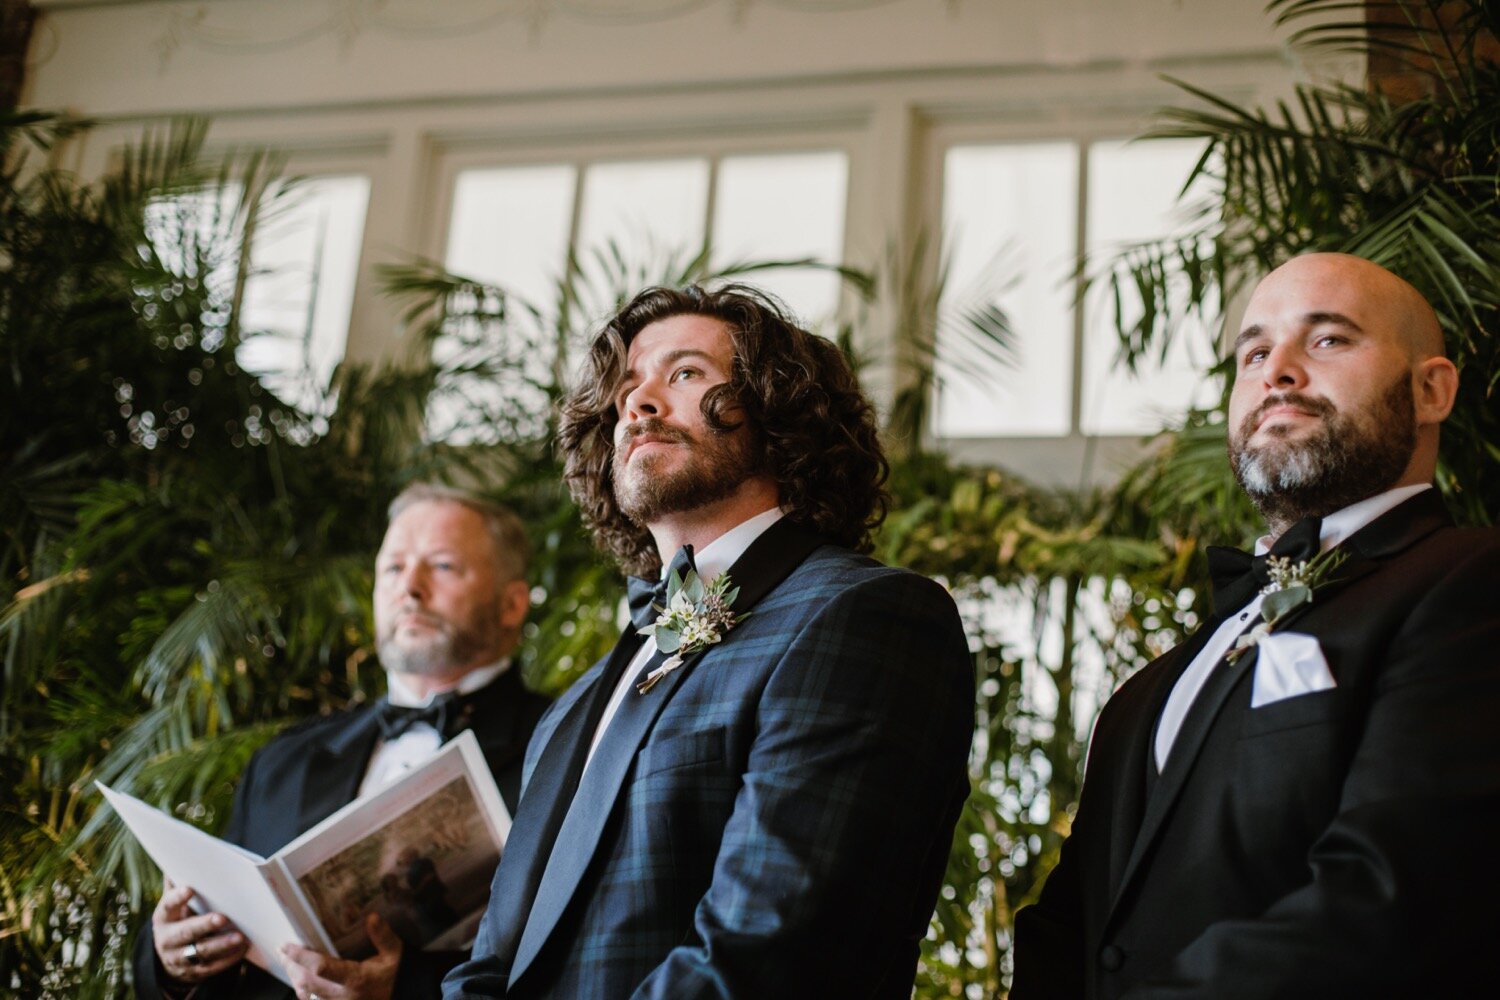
[1232,312,1364,352]
[617,348,720,388]
[660,348,718,367]
[1303,311,1363,333]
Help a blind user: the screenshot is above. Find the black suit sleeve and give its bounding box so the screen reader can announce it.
[1124,537,1500,998]
[1010,816,1089,999]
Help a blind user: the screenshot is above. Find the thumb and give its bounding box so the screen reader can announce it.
[366,913,404,956]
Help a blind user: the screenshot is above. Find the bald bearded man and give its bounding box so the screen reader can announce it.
[1011,254,1500,998]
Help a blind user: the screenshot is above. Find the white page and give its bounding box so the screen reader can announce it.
[97,783,307,986]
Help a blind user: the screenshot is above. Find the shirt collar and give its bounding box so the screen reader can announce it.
[1253,483,1432,556]
[384,658,511,708]
[688,506,785,582]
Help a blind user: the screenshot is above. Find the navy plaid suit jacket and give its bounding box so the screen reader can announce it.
[445,532,973,998]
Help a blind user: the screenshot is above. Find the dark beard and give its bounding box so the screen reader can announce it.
[1229,372,1416,531]
[612,417,759,524]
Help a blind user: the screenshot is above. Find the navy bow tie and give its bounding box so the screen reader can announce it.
[1205,516,1323,615]
[625,545,697,632]
[374,690,468,742]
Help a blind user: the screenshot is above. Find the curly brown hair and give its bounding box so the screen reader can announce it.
[558,284,889,576]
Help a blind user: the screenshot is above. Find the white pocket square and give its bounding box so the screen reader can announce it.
[1250,632,1335,708]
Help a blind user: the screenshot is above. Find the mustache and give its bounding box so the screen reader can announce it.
[617,418,692,449]
[385,605,451,633]
[1249,391,1336,426]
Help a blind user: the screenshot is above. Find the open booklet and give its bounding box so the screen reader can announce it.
[99,729,511,987]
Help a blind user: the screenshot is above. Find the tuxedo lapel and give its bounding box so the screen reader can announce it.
[473,628,643,979]
[299,711,381,833]
[1105,626,1215,893]
[509,518,828,987]
[465,667,535,780]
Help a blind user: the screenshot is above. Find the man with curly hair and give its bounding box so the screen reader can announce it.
[445,284,974,999]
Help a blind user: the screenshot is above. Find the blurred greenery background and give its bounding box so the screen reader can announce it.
[3,1,1497,996]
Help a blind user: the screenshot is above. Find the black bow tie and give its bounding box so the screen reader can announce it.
[1205,516,1323,616]
[625,545,698,632]
[374,690,471,743]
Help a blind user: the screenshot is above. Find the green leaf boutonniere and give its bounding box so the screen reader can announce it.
[1229,548,1348,661]
[636,568,747,694]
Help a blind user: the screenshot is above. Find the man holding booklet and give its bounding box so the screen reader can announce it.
[132,484,551,1000]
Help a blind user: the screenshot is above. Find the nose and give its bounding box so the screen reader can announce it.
[1261,341,1309,391]
[398,562,429,600]
[621,375,665,422]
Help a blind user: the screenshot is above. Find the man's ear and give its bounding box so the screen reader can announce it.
[497,578,531,630]
[1414,356,1459,426]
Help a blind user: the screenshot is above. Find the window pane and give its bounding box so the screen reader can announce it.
[1081,139,1217,435]
[435,166,578,444]
[936,143,1078,438]
[576,158,709,276]
[445,165,577,307]
[712,151,848,324]
[238,175,370,410]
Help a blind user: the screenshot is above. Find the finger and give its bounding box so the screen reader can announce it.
[182,937,249,981]
[153,884,197,923]
[280,942,350,980]
[366,913,403,956]
[290,963,347,999]
[193,927,248,964]
[158,911,232,950]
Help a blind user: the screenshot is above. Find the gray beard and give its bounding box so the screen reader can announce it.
[377,624,492,677]
[1230,374,1416,532]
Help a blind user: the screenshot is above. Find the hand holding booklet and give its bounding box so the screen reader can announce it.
[100,730,510,987]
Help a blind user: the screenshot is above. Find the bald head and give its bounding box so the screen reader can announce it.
[1258,253,1444,359]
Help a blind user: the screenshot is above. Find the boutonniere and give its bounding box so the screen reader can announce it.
[635,568,748,694]
[1228,548,1347,662]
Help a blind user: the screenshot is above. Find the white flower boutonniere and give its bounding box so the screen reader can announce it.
[635,568,747,694]
[1229,548,1348,662]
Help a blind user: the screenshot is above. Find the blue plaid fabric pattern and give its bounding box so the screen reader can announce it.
[446,544,973,999]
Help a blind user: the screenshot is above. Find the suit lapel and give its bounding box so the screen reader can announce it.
[464,667,533,781]
[1104,625,1215,894]
[1105,489,1453,924]
[299,710,381,832]
[510,519,827,986]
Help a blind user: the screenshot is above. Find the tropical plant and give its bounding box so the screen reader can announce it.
[1101,0,1500,525]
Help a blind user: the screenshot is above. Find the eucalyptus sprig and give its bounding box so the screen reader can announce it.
[636,568,746,693]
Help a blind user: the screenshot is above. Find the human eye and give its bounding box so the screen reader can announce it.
[378,561,402,577]
[1240,344,1269,368]
[613,380,637,413]
[670,366,702,384]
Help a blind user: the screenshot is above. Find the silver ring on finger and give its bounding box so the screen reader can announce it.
[184,940,202,966]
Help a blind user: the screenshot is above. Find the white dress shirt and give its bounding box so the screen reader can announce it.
[357,659,511,796]
[1153,483,1431,769]
[584,506,785,771]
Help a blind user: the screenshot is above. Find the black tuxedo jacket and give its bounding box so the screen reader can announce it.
[1012,490,1500,999]
[132,667,551,1000]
